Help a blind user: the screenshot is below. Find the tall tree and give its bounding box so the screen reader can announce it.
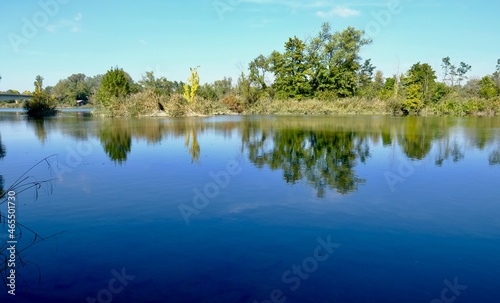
[183,67,200,103]
[53,73,90,104]
[34,75,44,93]
[456,62,472,86]
[441,57,457,87]
[405,62,437,104]
[325,27,372,97]
[492,59,500,88]
[270,36,312,99]
[96,67,131,106]
[249,55,270,91]
[139,71,171,96]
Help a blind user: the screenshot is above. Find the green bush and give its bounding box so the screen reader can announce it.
[23,91,57,117]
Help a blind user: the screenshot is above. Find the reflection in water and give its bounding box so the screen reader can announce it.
[399,117,432,160]
[184,129,200,163]
[28,118,48,144]
[99,120,132,164]
[11,115,500,196]
[243,129,369,196]
[489,149,500,165]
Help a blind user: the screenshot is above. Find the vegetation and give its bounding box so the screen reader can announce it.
[2,23,500,117]
[23,75,57,117]
[183,67,200,103]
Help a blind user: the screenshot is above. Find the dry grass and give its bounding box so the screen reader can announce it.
[92,91,500,118]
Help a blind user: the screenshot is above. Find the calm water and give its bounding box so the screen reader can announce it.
[0,111,499,302]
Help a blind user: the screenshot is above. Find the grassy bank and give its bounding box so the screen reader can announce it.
[91,90,500,118]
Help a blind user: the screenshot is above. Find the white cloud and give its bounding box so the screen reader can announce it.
[74,13,83,21]
[316,6,360,18]
[45,13,83,33]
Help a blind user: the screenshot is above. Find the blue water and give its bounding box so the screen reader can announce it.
[0,112,499,302]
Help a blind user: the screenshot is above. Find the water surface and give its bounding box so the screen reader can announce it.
[0,111,499,302]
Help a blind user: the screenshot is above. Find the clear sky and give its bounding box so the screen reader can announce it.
[1,0,499,92]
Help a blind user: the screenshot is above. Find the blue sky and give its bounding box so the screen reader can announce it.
[1,0,499,92]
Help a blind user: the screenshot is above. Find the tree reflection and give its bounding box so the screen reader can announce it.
[243,129,369,196]
[435,140,465,166]
[27,118,48,144]
[184,129,200,163]
[98,120,132,164]
[399,117,432,160]
[489,148,500,165]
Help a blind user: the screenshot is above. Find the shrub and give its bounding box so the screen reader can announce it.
[221,95,245,113]
[23,91,57,117]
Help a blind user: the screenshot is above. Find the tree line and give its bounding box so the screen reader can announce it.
[2,22,500,116]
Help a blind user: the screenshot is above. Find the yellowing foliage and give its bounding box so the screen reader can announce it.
[183,67,200,103]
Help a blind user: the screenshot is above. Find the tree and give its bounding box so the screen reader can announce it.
[139,71,171,96]
[249,55,270,91]
[442,57,471,88]
[479,76,498,99]
[324,26,372,97]
[34,75,44,93]
[53,73,90,104]
[441,57,456,86]
[183,67,200,103]
[270,36,312,99]
[402,84,424,115]
[236,72,259,104]
[96,67,132,106]
[492,59,500,89]
[24,75,57,117]
[405,62,437,104]
[86,74,104,97]
[456,62,472,86]
[198,77,233,101]
[357,59,376,96]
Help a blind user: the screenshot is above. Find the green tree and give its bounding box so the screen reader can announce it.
[323,26,372,97]
[357,59,376,97]
[492,58,500,89]
[34,75,44,93]
[479,76,498,99]
[270,36,312,99]
[402,83,424,114]
[236,72,259,104]
[198,77,233,101]
[53,73,91,105]
[24,76,57,117]
[249,54,270,91]
[139,71,171,96]
[96,67,131,106]
[86,74,104,97]
[405,62,437,104]
[441,57,456,86]
[457,62,472,86]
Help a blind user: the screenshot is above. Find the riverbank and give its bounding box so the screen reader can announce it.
[92,92,500,118]
[4,94,499,117]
